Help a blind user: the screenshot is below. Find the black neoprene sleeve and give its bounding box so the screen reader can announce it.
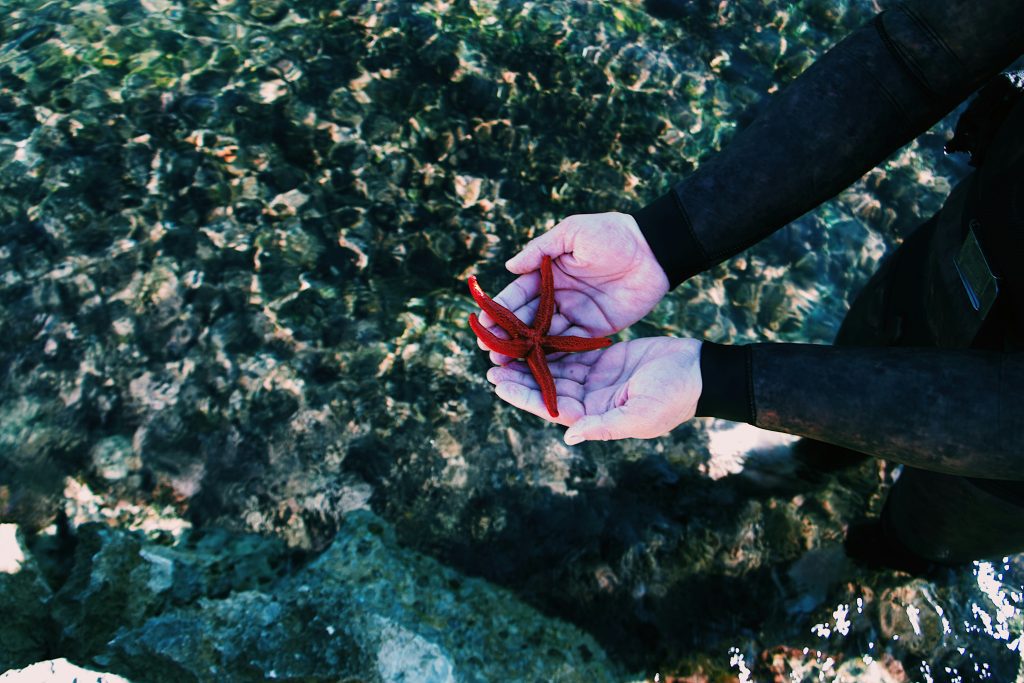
[749,345,1024,480]
[693,341,1024,480]
[639,0,1024,480]
[693,342,751,423]
[632,0,1024,287]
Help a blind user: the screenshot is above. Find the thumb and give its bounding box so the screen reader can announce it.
[564,407,637,445]
[506,222,574,274]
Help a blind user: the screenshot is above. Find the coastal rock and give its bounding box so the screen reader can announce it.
[50,523,167,661]
[101,590,368,682]
[0,524,53,671]
[98,511,617,682]
[48,522,296,663]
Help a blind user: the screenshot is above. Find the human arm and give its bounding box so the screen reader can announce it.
[634,0,1024,286]
[697,343,1024,481]
[487,336,1024,482]
[479,1,1024,358]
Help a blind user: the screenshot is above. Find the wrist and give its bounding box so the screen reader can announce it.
[630,190,708,289]
[694,342,755,423]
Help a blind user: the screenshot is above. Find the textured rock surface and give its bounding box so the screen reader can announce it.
[49,521,294,662]
[0,525,53,671]
[33,512,616,681]
[0,0,1021,679]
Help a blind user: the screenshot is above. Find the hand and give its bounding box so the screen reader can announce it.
[477,212,670,365]
[485,337,702,443]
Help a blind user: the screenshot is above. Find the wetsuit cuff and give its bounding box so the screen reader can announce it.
[631,190,709,289]
[695,342,755,424]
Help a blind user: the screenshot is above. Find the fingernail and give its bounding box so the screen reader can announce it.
[564,432,583,446]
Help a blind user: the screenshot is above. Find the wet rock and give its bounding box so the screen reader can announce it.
[98,512,618,681]
[314,511,618,681]
[0,525,53,671]
[51,523,166,660]
[878,580,946,657]
[102,590,368,682]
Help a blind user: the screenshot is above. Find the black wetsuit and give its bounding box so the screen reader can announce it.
[631,0,1024,566]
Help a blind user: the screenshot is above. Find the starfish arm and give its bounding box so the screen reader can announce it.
[526,345,560,418]
[533,254,555,333]
[540,334,613,354]
[469,314,532,358]
[468,275,531,337]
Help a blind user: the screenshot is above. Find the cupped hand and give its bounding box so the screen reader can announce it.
[485,337,702,443]
[477,212,670,365]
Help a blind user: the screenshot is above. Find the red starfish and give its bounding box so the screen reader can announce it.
[467,255,612,418]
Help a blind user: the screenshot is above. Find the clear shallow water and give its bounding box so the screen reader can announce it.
[0,0,1020,680]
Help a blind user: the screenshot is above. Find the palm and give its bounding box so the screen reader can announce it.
[477,212,669,365]
[487,338,702,438]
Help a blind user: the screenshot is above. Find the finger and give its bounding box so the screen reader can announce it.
[486,366,587,402]
[489,360,589,384]
[485,272,540,325]
[475,323,510,350]
[493,359,529,374]
[505,219,578,274]
[486,365,532,386]
[487,350,517,366]
[482,347,521,368]
[563,406,644,445]
[492,380,583,425]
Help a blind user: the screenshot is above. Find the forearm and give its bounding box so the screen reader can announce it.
[697,343,1024,480]
[635,0,1024,287]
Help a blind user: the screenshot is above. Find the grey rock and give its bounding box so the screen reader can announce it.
[302,510,617,682]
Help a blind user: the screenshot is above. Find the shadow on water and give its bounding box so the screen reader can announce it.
[347,433,864,671]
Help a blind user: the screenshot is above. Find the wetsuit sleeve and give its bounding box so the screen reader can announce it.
[632,0,1024,288]
[697,343,1024,481]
